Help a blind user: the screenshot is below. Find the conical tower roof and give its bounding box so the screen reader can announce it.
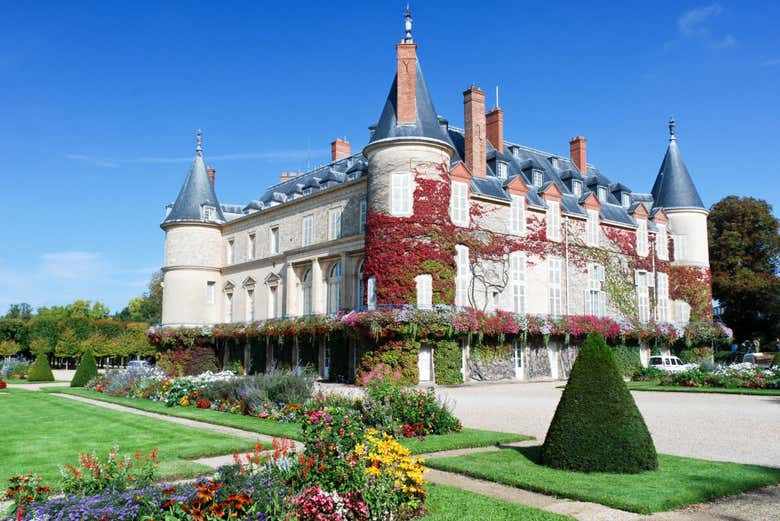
[163,130,225,225]
[650,117,705,210]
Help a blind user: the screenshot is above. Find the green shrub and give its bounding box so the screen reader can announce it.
[27,354,55,382]
[71,350,98,387]
[541,332,658,473]
[611,345,641,377]
[631,366,665,381]
[433,340,462,385]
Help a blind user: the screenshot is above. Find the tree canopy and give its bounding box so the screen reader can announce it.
[116,271,163,324]
[708,196,780,342]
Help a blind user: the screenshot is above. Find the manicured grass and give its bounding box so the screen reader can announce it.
[49,388,529,455]
[3,378,62,384]
[421,484,573,521]
[402,429,531,455]
[427,446,780,513]
[0,389,260,488]
[626,380,780,396]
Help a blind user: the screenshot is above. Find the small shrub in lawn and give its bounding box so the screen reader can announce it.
[70,350,98,387]
[27,354,54,382]
[541,332,658,473]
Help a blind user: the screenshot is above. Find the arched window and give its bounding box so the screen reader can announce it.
[327,262,342,314]
[301,269,313,316]
[356,260,365,309]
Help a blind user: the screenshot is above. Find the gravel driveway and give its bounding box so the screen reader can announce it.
[434,381,780,468]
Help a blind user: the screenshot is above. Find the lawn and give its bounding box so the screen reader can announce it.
[626,380,780,396]
[427,446,780,513]
[421,484,572,521]
[0,389,260,488]
[49,388,528,454]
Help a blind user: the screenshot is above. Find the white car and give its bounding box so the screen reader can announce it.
[648,355,692,373]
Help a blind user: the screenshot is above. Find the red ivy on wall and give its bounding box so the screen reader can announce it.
[668,265,713,322]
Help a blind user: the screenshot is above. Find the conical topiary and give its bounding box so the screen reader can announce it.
[540,332,658,473]
[71,350,98,387]
[28,354,55,382]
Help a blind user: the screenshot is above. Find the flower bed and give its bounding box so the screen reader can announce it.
[657,363,780,390]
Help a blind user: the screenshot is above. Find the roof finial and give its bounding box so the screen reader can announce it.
[495,85,500,109]
[403,3,413,43]
[196,128,203,155]
[668,115,676,141]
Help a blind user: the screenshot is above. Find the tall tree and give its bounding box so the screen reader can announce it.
[4,303,33,320]
[708,196,780,341]
[117,271,163,324]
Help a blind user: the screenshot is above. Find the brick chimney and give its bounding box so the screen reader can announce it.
[279,171,298,183]
[331,138,351,161]
[486,108,503,153]
[569,136,587,174]
[396,42,417,124]
[464,86,486,177]
[206,166,216,186]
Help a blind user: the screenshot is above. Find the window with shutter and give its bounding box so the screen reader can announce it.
[657,224,668,260]
[635,270,650,323]
[547,201,561,241]
[455,245,470,307]
[450,181,469,226]
[391,173,412,216]
[415,274,432,309]
[586,209,599,246]
[510,195,526,235]
[636,219,648,256]
[510,251,527,314]
[548,257,562,317]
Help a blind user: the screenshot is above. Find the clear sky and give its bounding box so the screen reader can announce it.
[1,1,778,313]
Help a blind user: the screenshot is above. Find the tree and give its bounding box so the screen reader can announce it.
[116,272,163,324]
[0,340,20,359]
[708,196,780,342]
[27,354,54,382]
[4,303,32,321]
[540,333,657,473]
[55,329,81,369]
[71,350,98,387]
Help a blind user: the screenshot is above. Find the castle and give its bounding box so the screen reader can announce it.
[160,11,711,381]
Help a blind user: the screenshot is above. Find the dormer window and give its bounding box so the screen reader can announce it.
[496,161,508,179]
[512,147,521,158]
[621,193,631,208]
[303,187,313,196]
[550,157,559,169]
[597,186,607,202]
[532,169,544,188]
[572,180,582,197]
[202,205,216,220]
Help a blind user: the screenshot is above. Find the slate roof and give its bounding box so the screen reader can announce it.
[163,137,225,225]
[650,134,705,210]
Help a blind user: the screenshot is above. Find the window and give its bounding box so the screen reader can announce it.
[359,199,367,234]
[415,274,432,309]
[327,262,342,314]
[547,200,561,242]
[246,287,255,321]
[548,257,562,317]
[366,276,377,310]
[532,169,543,188]
[269,227,280,255]
[656,224,668,260]
[248,233,256,260]
[675,301,691,325]
[674,235,687,261]
[268,285,278,318]
[455,245,470,307]
[390,172,412,216]
[512,147,521,158]
[202,205,216,220]
[226,239,235,264]
[510,251,527,314]
[302,215,313,247]
[586,209,599,247]
[496,161,508,179]
[450,181,469,226]
[572,180,582,197]
[597,186,607,202]
[356,261,365,308]
[328,208,342,240]
[621,193,631,208]
[636,270,649,323]
[636,219,648,257]
[510,195,526,235]
[656,272,669,322]
[225,291,233,322]
[550,157,559,169]
[206,281,215,305]
[301,269,313,316]
[586,263,606,316]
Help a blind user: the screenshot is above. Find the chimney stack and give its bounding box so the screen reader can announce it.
[486,108,504,153]
[331,138,351,161]
[569,136,587,174]
[464,86,486,177]
[279,171,298,183]
[207,166,216,186]
[396,42,417,124]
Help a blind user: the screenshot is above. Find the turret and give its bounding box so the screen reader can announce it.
[650,117,709,267]
[160,130,224,325]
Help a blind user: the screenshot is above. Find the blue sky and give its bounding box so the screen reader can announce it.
[1,1,778,313]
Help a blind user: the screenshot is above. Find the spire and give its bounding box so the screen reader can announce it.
[162,129,225,225]
[650,118,705,210]
[403,4,413,43]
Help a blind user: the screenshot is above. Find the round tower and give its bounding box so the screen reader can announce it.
[160,130,225,326]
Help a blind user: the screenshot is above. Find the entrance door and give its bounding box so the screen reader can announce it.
[323,345,331,380]
[514,342,523,379]
[418,346,433,382]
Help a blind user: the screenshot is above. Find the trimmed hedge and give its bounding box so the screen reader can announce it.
[70,350,98,387]
[28,354,55,382]
[612,345,641,377]
[541,332,658,473]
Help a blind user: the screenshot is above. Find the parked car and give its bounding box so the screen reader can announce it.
[648,355,693,373]
[127,360,151,370]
